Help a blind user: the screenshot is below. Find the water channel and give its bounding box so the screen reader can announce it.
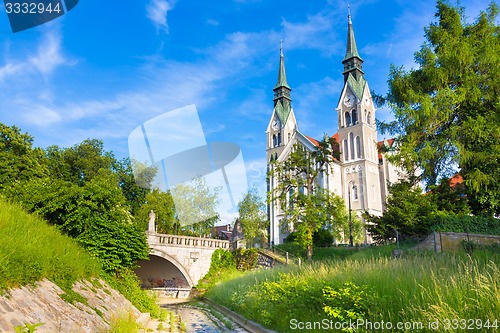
[162,303,249,333]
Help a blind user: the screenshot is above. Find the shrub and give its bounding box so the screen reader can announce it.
[431,213,500,235]
[235,248,258,271]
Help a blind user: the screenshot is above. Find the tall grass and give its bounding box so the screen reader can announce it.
[206,251,499,332]
[0,197,164,320]
[0,197,101,290]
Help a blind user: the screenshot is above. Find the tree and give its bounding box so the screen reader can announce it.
[113,158,156,216]
[237,189,269,247]
[364,181,439,243]
[46,139,115,186]
[170,177,221,236]
[0,123,48,189]
[269,137,350,260]
[135,189,179,234]
[380,1,500,216]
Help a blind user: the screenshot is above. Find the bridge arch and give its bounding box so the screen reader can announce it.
[135,249,194,288]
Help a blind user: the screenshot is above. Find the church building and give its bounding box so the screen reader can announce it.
[266,13,401,245]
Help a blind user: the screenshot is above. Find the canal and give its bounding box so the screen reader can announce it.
[162,303,249,333]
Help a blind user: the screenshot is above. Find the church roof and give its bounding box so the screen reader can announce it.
[275,100,290,124]
[347,73,366,100]
[378,138,395,161]
[304,133,341,160]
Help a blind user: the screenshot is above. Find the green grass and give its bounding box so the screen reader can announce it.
[106,312,141,333]
[0,197,101,290]
[205,249,499,332]
[0,197,163,320]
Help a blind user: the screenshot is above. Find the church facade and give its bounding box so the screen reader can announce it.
[266,14,401,246]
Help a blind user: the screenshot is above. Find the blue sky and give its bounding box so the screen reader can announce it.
[0,0,495,210]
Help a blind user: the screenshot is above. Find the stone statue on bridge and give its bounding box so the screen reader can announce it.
[148,210,156,233]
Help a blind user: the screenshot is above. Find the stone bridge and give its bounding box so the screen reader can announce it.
[135,232,230,294]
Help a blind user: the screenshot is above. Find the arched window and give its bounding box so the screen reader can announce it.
[343,139,349,161]
[367,112,372,126]
[288,133,291,142]
[345,112,351,127]
[272,134,277,147]
[349,133,355,159]
[277,133,282,146]
[356,136,361,158]
[352,185,358,200]
[352,109,358,124]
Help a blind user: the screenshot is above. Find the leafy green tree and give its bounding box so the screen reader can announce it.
[170,177,221,236]
[269,138,350,260]
[0,123,48,189]
[428,177,470,215]
[365,181,439,243]
[113,158,156,216]
[237,189,269,247]
[46,139,115,186]
[135,189,179,233]
[379,1,500,216]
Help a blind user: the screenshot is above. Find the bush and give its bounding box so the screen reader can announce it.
[235,248,258,271]
[197,249,237,290]
[103,269,162,318]
[313,228,334,247]
[431,213,500,235]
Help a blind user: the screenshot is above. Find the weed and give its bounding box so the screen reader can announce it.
[14,323,43,333]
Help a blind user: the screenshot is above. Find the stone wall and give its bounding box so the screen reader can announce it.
[0,279,141,333]
[416,232,500,252]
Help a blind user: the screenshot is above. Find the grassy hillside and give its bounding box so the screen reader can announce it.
[0,197,101,290]
[206,249,500,332]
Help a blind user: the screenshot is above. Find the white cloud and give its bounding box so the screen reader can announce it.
[146,0,175,33]
[206,19,219,26]
[0,63,22,82]
[0,30,71,82]
[29,31,71,75]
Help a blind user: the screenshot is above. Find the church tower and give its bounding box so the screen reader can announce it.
[266,44,299,246]
[266,44,298,163]
[336,12,383,230]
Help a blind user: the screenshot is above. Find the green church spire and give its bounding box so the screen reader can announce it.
[342,9,364,83]
[274,40,290,90]
[273,40,292,123]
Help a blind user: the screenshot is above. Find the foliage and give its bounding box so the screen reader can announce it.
[313,228,334,247]
[113,158,156,216]
[269,138,352,259]
[0,198,101,291]
[135,189,178,233]
[14,323,43,333]
[0,122,48,190]
[196,249,239,290]
[431,213,500,235]
[234,248,258,271]
[6,172,149,272]
[237,188,269,247]
[379,1,500,216]
[365,181,438,243]
[428,176,470,215]
[170,177,221,236]
[106,312,141,333]
[45,139,115,186]
[323,282,379,327]
[206,250,499,332]
[103,269,163,319]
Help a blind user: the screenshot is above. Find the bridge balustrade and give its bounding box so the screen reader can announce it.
[151,233,230,249]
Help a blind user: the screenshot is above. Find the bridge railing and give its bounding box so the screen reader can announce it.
[149,233,231,249]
